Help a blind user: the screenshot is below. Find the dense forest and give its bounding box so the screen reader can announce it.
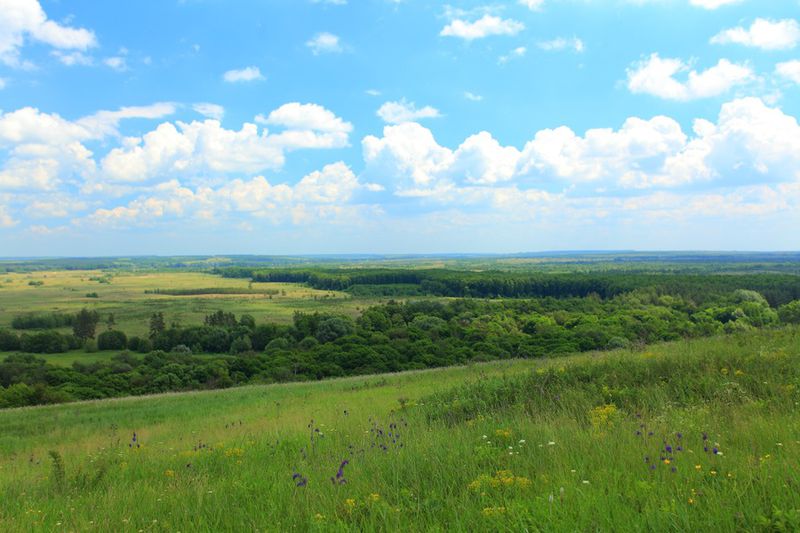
[218,267,800,306]
[2,275,800,408]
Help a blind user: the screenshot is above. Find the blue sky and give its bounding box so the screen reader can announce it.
[1,0,799,255]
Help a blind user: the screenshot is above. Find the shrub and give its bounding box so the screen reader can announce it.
[97,330,128,350]
[0,329,20,351]
[230,336,253,354]
[19,331,71,353]
[778,300,800,324]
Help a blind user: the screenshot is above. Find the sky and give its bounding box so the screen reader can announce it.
[0,0,799,256]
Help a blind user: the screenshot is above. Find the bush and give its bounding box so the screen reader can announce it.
[778,300,800,324]
[230,336,253,354]
[19,331,72,353]
[127,336,153,353]
[97,330,128,350]
[0,329,21,351]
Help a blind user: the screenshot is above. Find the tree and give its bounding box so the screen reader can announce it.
[98,330,128,350]
[73,308,100,342]
[106,313,116,330]
[778,300,800,324]
[149,312,166,339]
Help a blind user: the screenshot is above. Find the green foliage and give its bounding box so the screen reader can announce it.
[778,300,800,324]
[97,330,127,351]
[11,312,74,330]
[72,308,100,341]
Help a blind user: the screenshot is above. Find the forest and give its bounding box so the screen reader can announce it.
[2,266,799,408]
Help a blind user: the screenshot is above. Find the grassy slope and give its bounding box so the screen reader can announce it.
[1,329,799,531]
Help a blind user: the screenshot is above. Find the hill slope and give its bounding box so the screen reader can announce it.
[1,329,799,531]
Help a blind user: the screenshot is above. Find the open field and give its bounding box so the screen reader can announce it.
[0,270,374,337]
[1,328,798,531]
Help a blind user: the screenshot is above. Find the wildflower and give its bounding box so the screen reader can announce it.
[345,498,356,512]
[548,441,556,446]
[663,459,671,465]
[314,513,325,522]
[548,493,554,503]
[665,445,673,454]
[712,447,719,455]
[482,506,506,517]
[164,469,175,478]
[369,493,380,503]
[688,498,695,505]
[695,465,702,471]
[582,480,590,484]
[710,470,717,476]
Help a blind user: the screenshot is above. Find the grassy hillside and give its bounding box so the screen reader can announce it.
[1,329,799,531]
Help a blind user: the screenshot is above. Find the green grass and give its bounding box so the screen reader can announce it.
[1,328,799,531]
[0,270,383,337]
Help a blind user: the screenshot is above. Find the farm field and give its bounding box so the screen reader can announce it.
[0,328,798,531]
[0,270,372,338]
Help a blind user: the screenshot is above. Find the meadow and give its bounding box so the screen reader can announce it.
[0,327,798,531]
[0,270,370,338]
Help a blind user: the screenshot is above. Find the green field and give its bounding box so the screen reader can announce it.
[0,270,372,337]
[1,328,798,531]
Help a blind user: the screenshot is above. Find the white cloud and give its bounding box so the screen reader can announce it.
[776,60,800,85]
[519,0,545,10]
[85,162,374,227]
[104,56,127,71]
[311,0,347,4]
[222,66,264,83]
[366,89,381,96]
[711,18,800,51]
[499,46,526,64]
[77,103,178,138]
[99,103,352,184]
[51,50,93,66]
[538,37,584,53]
[363,97,800,200]
[0,0,96,67]
[193,103,225,121]
[689,0,742,8]
[464,91,483,101]
[306,32,343,55]
[0,204,16,227]
[440,15,524,41]
[0,78,5,89]
[627,54,753,101]
[377,99,441,124]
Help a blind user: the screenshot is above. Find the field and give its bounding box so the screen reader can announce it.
[1,328,798,531]
[0,270,371,338]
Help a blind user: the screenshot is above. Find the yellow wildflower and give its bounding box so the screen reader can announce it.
[482,506,506,517]
[369,493,380,503]
[164,469,175,478]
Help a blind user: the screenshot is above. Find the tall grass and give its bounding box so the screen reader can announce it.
[0,329,798,531]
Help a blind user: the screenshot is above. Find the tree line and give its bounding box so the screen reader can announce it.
[1,287,800,408]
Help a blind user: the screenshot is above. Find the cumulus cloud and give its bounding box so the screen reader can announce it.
[99,103,352,184]
[0,0,97,67]
[440,15,524,41]
[85,162,375,227]
[776,60,800,85]
[363,97,800,200]
[377,99,441,124]
[626,54,753,101]
[222,66,264,83]
[711,18,800,50]
[306,32,343,54]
